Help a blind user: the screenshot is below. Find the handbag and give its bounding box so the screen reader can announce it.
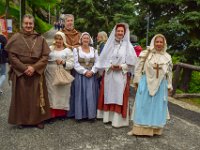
[52,65,74,86]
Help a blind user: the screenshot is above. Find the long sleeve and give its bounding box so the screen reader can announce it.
[64,50,74,70]
[73,48,88,74]
[32,38,50,75]
[91,49,99,73]
[121,64,135,75]
[9,52,27,76]
[133,58,145,84]
[167,60,173,90]
[133,50,149,84]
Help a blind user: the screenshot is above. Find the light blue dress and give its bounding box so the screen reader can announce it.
[133,75,168,128]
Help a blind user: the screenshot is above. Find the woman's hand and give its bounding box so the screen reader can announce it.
[85,71,94,78]
[134,83,138,92]
[56,59,64,65]
[111,65,122,71]
[168,88,173,96]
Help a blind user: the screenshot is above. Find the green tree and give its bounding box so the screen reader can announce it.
[5,0,10,19]
[61,0,137,38]
[27,0,61,21]
[133,0,200,64]
[133,0,200,92]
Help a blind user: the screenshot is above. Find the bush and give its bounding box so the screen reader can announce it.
[188,71,200,93]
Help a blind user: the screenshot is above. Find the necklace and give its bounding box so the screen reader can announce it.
[22,36,37,56]
[115,42,122,59]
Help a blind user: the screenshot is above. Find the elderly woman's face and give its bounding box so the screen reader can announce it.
[55,35,64,47]
[154,36,164,51]
[81,34,90,46]
[65,17,74,30]
[22,17,34,33]
[115,27,125,40]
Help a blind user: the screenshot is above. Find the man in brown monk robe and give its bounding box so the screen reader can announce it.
[5,14,51,129]
[62,14,81,118]
[62,14,81,49]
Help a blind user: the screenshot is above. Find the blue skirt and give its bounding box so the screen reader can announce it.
[133,75,168,128]
[68,72,99,120]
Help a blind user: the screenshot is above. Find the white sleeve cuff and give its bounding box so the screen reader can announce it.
[121,64,128,74]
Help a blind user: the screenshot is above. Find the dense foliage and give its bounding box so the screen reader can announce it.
[61,0,200,64]
[61,0,200,93]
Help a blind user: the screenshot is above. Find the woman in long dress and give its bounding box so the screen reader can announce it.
[128,34,173,136]
[68,32,99,121]
[45,31,74,120]
[96,23,137,127]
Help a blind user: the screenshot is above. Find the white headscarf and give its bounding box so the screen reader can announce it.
[149,34,167,54]
[146,34,171,96]
[52,31,68,48]
[79,32,93,45]
[96,23,137,69]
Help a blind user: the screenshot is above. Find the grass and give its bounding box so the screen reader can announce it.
[178,98,200,108]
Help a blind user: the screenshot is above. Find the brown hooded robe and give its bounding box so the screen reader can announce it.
[6,31,51,125]
[62,28,80,49]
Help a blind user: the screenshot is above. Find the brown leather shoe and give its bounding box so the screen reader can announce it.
[37,123,44,129]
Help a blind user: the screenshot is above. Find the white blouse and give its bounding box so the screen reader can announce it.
[48,47,74,70]
[73,46,98,74]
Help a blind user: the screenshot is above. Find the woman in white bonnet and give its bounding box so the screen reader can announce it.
[68,32,99,121]
[45,31,74,121]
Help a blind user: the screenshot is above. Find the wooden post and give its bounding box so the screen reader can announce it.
[172,65,181,96]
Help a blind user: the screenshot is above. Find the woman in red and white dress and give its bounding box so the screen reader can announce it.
[96,23,137,127]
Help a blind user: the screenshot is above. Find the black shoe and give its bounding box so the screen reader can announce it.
[17,125,24,129]
[89,118,96,123]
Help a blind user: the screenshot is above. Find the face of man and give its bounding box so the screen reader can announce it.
[115,27,125,40]
[65,17,74,30]
[22,17,34,33]
[154,36,164,51]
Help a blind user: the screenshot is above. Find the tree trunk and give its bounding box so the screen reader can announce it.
[5,0,10,19]
[21,0,26,21]
[180,68,192,92]
[32,4,36,17]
